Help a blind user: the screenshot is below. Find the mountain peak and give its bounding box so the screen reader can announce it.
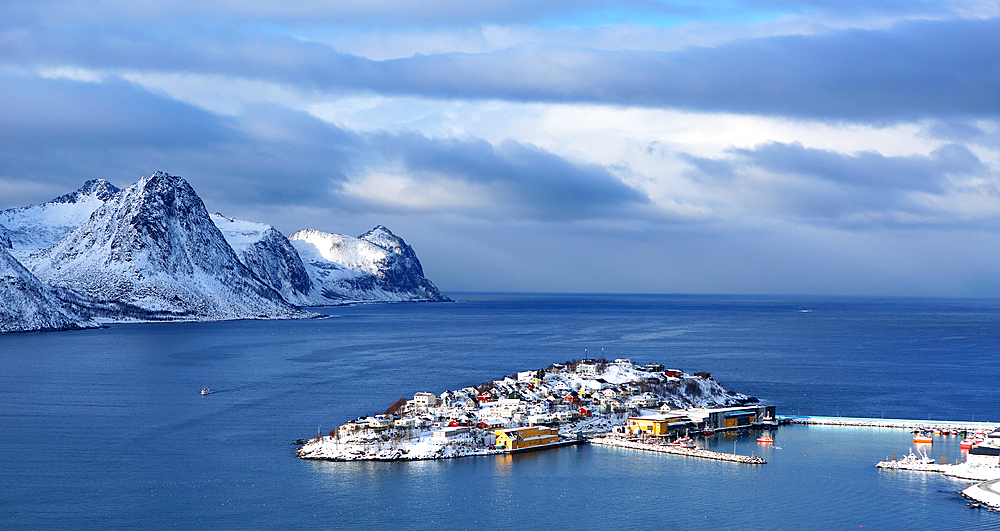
[50,179,120,204]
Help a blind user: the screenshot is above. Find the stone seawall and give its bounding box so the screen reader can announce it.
[589,436,766,464]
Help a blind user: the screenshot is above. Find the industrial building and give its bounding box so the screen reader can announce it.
[494,426,559,450]
[626,413,692,436]
[684,405,777,431]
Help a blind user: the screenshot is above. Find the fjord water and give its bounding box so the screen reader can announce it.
[1,294,997,529]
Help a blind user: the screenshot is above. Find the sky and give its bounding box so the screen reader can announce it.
[0,1,997,297]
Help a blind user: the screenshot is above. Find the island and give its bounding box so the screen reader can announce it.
[296,358,773,462]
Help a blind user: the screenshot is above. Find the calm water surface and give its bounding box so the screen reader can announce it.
[1,294,998,529]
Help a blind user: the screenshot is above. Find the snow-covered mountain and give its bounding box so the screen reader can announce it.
[23,172,313,322]
[0,179,120,251]
[210,213,314,306]
[289,227,451,304]
[0,224,11,250]
[1,245,98,332]
[1,172,450,332]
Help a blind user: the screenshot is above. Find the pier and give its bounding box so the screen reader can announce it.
[779,415,999,433]
[589,436,766,464]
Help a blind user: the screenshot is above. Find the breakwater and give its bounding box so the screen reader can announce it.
[781,415,999,433]
[589,436,766,464]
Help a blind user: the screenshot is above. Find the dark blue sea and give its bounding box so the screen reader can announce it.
[2,293,998,529]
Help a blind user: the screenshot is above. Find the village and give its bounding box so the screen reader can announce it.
[296,357,776,461]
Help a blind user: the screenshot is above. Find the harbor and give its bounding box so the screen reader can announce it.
[589,435,766,464]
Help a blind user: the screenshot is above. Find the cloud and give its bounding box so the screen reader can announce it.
[0,73,649,223]
[731,141,985,193]
[682,141,998,229]
[348,132,651,221]
[3,17,995,122]
[0,0,988,28]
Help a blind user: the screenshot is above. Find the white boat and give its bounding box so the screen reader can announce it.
[201,388,210,395]
[668,437,696,448]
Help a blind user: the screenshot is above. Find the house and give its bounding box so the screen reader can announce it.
[394,417,418,428]
[626,393,659,408]
[432,426,470,440]
[494,426,559,450]
[664,369,683,378]
[517,370,539,381]
[366,415,394,430]
[478,391,496,403]
[613,358,633,368]
[413,392,437,408]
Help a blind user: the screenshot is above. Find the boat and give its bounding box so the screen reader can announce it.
[701,428,716,436]
[668,437,696,448]
[961,436,982,449]
[752,412,779,430]
[201,388,210,395]
[913,433,933,444]
[757,435,774,443]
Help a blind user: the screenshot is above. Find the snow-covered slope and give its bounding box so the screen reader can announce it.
[1,245,98,332]
[210,213,314,306]
[0,224,11,250]
[289,226,450,304]
[23,172,313,322]
[0,179,119,251]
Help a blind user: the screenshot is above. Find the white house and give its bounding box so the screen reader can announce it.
[413,392,437,408]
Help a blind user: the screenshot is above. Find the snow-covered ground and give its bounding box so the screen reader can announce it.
[297,359,754,461]
[877,450,1000,482]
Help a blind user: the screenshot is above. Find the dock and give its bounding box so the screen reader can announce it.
[779,415,999,433]
[589,436,766,464]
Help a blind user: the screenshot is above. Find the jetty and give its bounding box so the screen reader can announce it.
[589,436,766,464]
[780,415,998,433]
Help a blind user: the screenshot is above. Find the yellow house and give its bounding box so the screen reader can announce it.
[626,414,690,436]
[494,426,559,450]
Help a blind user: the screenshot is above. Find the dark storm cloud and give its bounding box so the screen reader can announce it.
[2,17,996,121]
[368,132,650,220]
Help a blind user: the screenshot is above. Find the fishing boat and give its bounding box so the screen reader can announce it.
[753,412,779,430]
[201,388,210,395]
[757,434,774,443]
[913,433,933,444]
[701,428,716,436]
[961,437,982,450]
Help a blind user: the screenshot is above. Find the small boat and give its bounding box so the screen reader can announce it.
[913,433,933,444]
[668,437,696,448]
[757,435,774,443]
[201,388,210,395]
[702,428,716,436]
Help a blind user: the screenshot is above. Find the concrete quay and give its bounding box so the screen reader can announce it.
[589,436,766,464]
[779,415,999,433]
